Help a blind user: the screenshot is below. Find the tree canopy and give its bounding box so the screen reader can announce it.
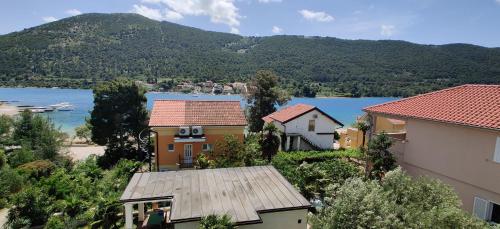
[311,168,488,228]
[1,13,499,97]
[246,70,290,132]
[90,79,148,168]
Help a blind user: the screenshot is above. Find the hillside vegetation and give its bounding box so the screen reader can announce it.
[1,13,500,96]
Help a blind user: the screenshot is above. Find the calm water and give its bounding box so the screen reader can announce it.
[0,87,397,135]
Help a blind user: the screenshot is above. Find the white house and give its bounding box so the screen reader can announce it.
[263,103,343,151]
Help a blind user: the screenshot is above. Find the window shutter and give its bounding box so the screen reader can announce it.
[473,197,489,220]
[493,137,500,163]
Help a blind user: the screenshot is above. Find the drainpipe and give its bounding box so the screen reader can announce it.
[150,129,159,172]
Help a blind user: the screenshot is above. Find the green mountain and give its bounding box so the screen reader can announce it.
[1,13,499,96]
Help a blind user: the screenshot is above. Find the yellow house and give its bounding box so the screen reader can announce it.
[338,127,364,149]
[149,100,247,171]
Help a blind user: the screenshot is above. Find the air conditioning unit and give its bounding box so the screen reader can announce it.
[178,126,190,136]
[191,126,203,136]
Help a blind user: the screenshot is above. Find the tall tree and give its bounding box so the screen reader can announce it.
[367,133,396,179]
[90,79,148,168]
[246,70,290,132]
[261,123,280,161]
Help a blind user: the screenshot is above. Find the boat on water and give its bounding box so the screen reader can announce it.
[49,102,75,111]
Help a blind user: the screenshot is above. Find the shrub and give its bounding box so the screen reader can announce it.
[199,214,234,229]
[44,215,67,229]
[213,135,245,168]
[295,160,362,200]
[310,168,488,228]
[74,122,92,144]
[0,150,6,169]
[7,145,36,168]
[367,133,396,179]
[0,167,25,208]
[17,160,56,179]
[196,153,212,169]
[7,186,53,227]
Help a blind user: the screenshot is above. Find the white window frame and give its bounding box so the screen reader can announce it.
[308,120,315,132]
[493,137,500,163]
[473,197,489,220]
[202,143,213,152]
[167,144,174,152]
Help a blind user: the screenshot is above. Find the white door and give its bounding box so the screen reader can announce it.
[184,144,193,164]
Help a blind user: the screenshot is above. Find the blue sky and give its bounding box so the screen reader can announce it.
[1,0,499,47]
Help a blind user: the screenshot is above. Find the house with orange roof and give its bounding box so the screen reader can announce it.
[263,103,343,151]
[364,84,500,223]
[149,100,247,171]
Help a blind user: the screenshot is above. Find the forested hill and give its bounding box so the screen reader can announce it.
[1,13,500,97]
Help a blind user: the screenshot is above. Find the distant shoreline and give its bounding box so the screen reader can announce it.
[0,86,355,99]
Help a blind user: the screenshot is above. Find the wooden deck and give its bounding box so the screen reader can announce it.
[120,166,310,225]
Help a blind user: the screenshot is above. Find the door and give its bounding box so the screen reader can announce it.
[184,144,193,164]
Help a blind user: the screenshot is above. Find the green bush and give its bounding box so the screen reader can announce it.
[7,146,36,168]
[44,215,67,229]
[272,150,361,182]
[0,150,6,169]
[196,153,212,169]
[7,186,53,227]
[310,168,488,228]
[0,167,25,208]
[199,214,235,229]
[17,160,56,179]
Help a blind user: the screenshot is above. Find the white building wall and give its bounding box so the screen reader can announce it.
[174,209,308,229]
[284,110,340,149]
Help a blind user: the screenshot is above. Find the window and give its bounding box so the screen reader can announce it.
[202,144,213,152]
[494,137,500,163]
[308,120,315,132]
[167,144,174,152]
[492,203,500,224]
[473,197,500,223]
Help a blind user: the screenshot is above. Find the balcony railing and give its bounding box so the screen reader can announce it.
[178,155,194,168]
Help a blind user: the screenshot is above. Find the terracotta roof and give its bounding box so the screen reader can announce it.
[263,104,315,123]
[263,103,343,126]
[364,84,500,131]
[149,100,247,127]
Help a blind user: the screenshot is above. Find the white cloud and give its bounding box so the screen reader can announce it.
[299,9,334,22]
[380,24,395,36]
[133,4,165,20]
[258,0,282,3]
[42,16,57,23]
[230,27,240,34]
[165,9,183,20]
[272,25,283,34]
[141,0,163,4]
[133,0,241,30]
[496,0,500,4]
[65,9,82,16]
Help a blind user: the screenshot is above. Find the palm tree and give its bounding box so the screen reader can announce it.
[261,123,281,162]
[354,121,370,147]
[354,120,371,177]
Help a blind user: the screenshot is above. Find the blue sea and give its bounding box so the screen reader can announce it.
[0,87,397,135]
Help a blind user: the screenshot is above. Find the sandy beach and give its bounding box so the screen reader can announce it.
[0,103,18,116]
[67,144,105,161]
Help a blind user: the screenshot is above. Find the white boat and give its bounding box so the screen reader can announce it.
[49,102,70,108]
[49,102,74,111]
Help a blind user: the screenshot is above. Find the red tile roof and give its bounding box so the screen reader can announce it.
[263,103,343,126]
[263,104,315,123]
[364,84,500,131]
[149,100,247,127]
